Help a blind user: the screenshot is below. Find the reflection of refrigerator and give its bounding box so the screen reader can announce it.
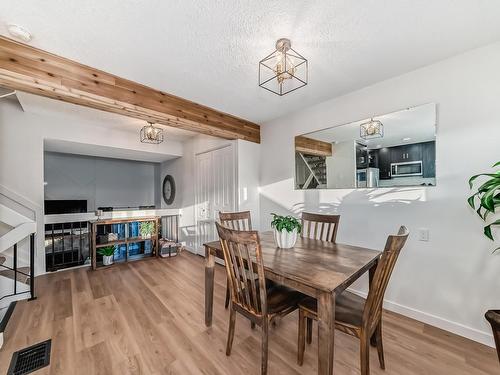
[356,168,379,188]
[367,168,379,188]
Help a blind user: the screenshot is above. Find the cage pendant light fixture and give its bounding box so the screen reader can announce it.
[259,38,308,96]
[360,118,384,140]
[140,122,164,144]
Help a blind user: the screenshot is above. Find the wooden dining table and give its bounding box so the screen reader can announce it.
[204,231,381,375]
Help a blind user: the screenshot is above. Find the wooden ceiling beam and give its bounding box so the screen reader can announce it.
[0,36,260,143]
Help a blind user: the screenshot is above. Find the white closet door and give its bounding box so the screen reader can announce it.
[195,145,235,255]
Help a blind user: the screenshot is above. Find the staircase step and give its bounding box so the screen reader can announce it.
[0,267,30,284]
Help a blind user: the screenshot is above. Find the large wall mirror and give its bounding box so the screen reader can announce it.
[295,103,436,189]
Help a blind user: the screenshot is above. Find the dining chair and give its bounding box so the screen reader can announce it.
[219,211,253,309]
[301,212,341,242]
[485,310,500,363]
[297,226,409,375]
[216,222,303,375]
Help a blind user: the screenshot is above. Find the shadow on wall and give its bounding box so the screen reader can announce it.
[259,178,500,339]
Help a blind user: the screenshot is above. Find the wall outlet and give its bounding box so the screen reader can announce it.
[418,228,430,241]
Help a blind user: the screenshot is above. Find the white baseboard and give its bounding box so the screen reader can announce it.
[349,288,494,348]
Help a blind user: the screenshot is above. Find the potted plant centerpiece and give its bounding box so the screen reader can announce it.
[97,245,116,266]
[140,221,155,239]
[271,213,302,249]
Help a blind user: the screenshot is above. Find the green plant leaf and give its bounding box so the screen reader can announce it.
[492,161,500,168]
[467,194,477,209]
[476,206,488,221]
[492,246,500,254]
[484,219,500,241]
[97,245,116,256]
[481,188,498,212]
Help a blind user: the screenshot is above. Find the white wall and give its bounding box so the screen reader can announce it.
[0,100,183,274]
[260,42,500,346]
[326,140,356,188]
[44,152,161,211]
[236,139,261,229]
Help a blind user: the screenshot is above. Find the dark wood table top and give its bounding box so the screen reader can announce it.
[204,231,381,295]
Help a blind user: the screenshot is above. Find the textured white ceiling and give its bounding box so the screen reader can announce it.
[2,1,500,124]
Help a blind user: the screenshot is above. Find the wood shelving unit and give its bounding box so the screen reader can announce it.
[90,216,160,270]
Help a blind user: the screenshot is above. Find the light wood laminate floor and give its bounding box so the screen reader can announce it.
[0,252,497,375]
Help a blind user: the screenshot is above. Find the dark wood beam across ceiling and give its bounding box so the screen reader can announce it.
[0,36,260,143]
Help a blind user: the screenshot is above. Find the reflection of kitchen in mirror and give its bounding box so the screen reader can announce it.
[295,103,436,189]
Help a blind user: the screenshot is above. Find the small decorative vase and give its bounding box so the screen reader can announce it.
[274,228,298,249]
[102,255,114,266]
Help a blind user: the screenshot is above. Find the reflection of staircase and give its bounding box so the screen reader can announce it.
[297,153,327,189]
[303,155,327,185]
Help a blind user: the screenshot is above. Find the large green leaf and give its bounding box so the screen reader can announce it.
[469,173,500,189]
[493,161,500,168]
[481,187,499,212]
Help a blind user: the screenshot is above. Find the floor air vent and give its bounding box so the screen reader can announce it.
[7,339,51,375]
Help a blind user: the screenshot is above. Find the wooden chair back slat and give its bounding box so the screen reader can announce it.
[219,211,252,231]
[301,212,340,243]
[216,222,267,317]
[363,226,409,333]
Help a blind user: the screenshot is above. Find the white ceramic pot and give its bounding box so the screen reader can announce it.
[103,255,114,266]
[274,228,298,249]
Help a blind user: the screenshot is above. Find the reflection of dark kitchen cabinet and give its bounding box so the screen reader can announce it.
[422,141,436,178]
[391,144,422,163]
[368,150,379,168]
[356,143,368,169]
[378,148,391,179]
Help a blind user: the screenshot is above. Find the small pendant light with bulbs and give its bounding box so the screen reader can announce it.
[140,122,164,144]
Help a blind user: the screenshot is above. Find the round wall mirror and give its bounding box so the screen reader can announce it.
[162,175,176,205]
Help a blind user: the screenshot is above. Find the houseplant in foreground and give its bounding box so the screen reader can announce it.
[468,161,500,253]
[140,221,155,238]
[271,213,301,249]
[97,245,116,266]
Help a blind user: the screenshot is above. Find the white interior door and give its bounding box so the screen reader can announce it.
[195,145,235,255]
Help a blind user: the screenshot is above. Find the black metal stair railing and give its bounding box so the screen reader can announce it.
[0,233,36,301]
[45,221,90,272]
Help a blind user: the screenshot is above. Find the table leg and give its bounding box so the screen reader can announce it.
[317,291,335,375]
[205,246,215,327]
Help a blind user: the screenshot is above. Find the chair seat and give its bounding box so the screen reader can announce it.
[299,291,365,328]
[266,285,304,315]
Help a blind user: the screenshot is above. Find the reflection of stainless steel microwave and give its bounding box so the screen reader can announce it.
[390,161,423,177]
